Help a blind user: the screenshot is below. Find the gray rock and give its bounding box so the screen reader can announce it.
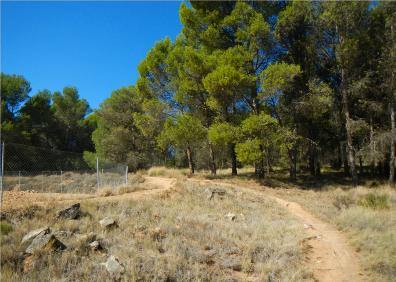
[52,230,73,239]
[101,255,124,279]
[89,240,102,251]
[220,257,242,271]
[206,188,226,200]
[225,213,236,221]
[224,247,241,255]
[21,227,50,244]
[56,203,80,219]
[25,233,66,254]
[99,217,117,229]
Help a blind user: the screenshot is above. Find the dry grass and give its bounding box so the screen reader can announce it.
[96,174,147,197]
[271,185,396,282]
[146,166,189,179]
[0,181,312,281]
[4,171,129,194]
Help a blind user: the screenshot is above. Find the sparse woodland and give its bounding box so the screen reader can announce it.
[2,1,396,185]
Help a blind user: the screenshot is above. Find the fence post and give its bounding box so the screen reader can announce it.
[125,166,128,186]
[60,170,63,193]
[18,171,21,189]
[96,157,100,191]
[0,142,4,210]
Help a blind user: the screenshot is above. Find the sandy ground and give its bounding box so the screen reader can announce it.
[1,176,362,282]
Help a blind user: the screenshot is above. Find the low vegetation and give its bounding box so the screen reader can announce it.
[0,182,313,281]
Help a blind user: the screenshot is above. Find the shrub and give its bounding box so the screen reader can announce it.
[357,193,389,210]
[0,221,13,235]
[333,194,355,210]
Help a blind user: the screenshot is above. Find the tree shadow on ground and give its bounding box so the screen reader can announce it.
[202,169,387,191]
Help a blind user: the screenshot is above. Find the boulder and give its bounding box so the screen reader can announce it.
[25,233,66,254]
[56,203,80,219]
[21,227,50,244]
[102,255,125,279]
[99,217,117,229]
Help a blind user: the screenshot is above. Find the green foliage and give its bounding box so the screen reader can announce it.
[93,86,153,170]
[1,73,31,118]
[235,139,263,165]
[208,122,239,146]
[260,63,302,97]
[236,113,279,165]
[83,151,97,169]
[157,114,206,151]
[52,87,92,152]
[358,193,390,210]
[137,38,173,100]
[0,221,13,236]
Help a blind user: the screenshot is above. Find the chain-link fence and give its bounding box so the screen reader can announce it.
[1,143,128,194]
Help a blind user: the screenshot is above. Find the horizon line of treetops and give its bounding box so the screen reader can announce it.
[1,1,395,187]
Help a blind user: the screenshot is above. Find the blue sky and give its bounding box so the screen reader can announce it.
[1,1,182,109]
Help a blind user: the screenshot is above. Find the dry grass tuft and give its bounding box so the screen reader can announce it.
[147,166,189,179]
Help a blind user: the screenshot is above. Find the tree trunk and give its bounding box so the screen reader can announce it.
[288,147,297,181]
[342,142,349,176]
[254,145,265,178]
[341,69,358,186]
[309,142,316,177]
[359,156,363,176]
[370,117,375,177]
[389,103,395,187]
[315,159,321,176]
[389,21,395,187]
[186,147,194,174]
[229,143,237,176]
[266,148,271,175]
[209,143,216,175]
[335,142,342,170]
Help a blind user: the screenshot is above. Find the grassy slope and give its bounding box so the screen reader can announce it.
[0,181,312,281]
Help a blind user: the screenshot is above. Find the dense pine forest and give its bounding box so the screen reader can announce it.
[2,1,396,186]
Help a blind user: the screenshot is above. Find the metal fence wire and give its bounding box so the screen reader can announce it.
[2,143,128,194]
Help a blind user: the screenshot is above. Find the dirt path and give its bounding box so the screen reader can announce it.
[1,176,176,211]
[271,196,362,282]
[193,178,363,282]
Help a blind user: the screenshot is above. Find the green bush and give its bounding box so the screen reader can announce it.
[0,221,13,235]
[357,193,389,210]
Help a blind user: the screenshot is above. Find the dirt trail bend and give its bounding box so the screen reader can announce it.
[2,176,176,211]
[194,178,363,282]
